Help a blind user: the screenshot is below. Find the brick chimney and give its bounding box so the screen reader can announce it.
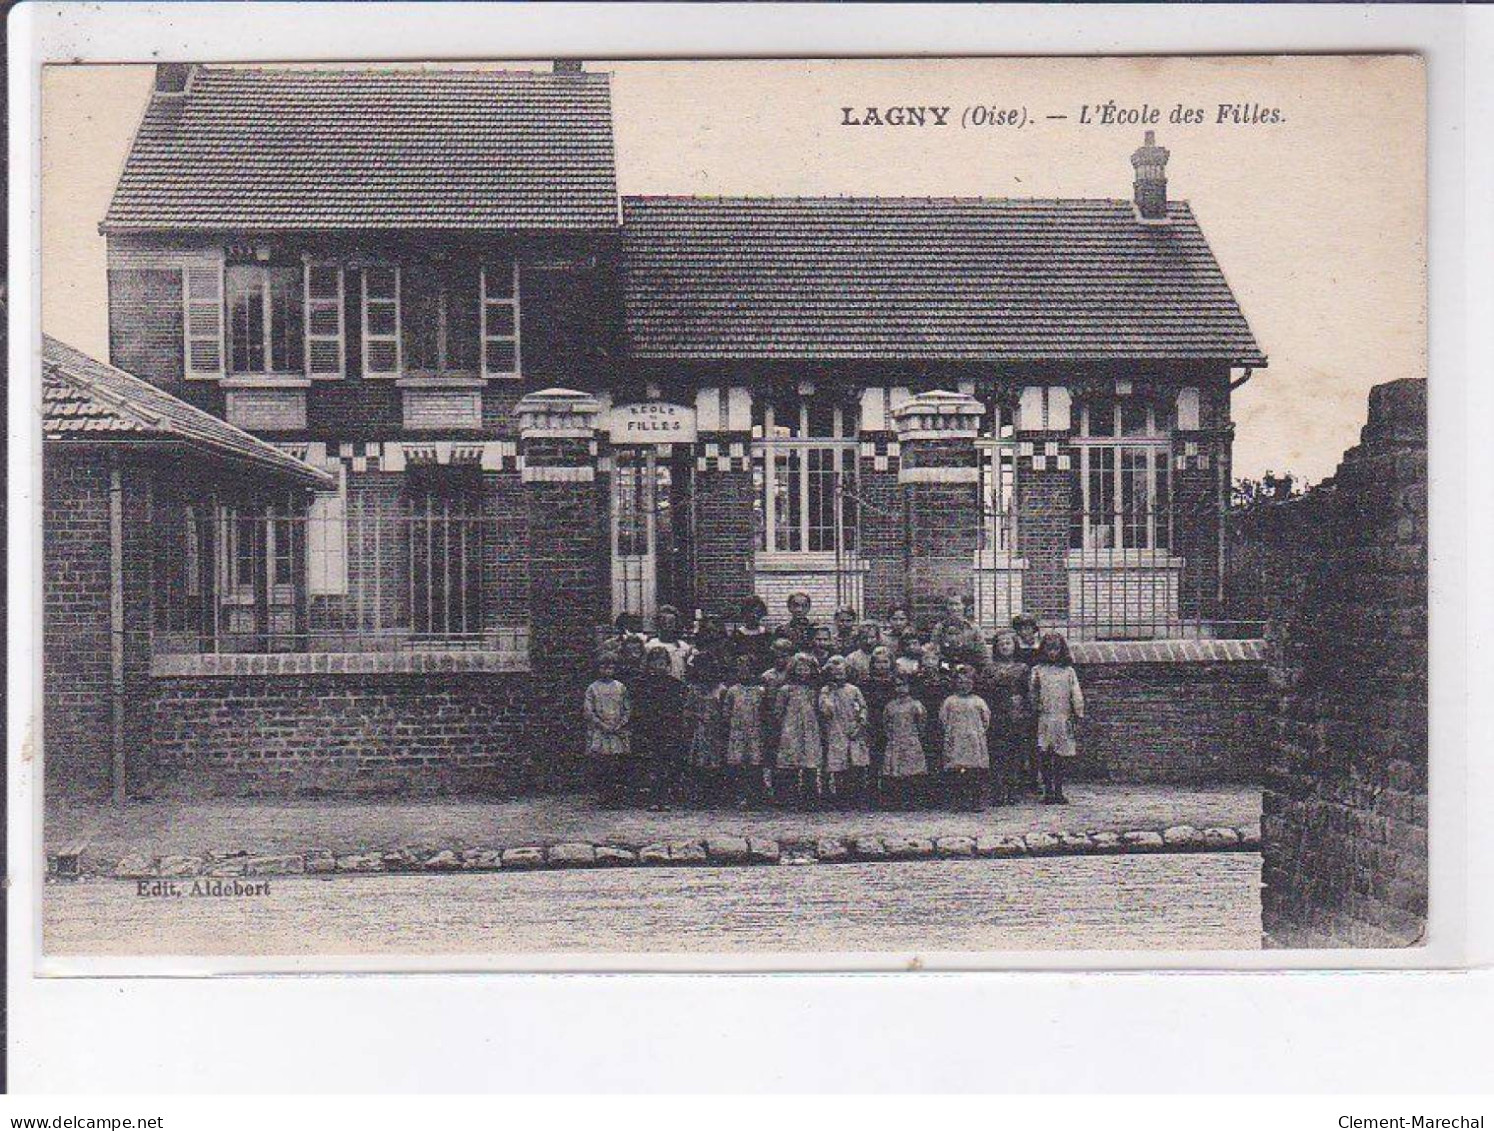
[1131,130,1170,223]
[552,59,584,75]
[153,63,196,95]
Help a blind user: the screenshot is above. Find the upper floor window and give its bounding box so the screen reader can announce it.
[402,262,480,377]
[752,392,858,556]
[226,264,304,376]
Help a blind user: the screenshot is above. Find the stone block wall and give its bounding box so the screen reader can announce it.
[1259,379,1428,948]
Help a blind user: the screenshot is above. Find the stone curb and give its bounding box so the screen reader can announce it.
[49,823,1264,882]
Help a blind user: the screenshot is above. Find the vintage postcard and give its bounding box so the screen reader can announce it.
[34,54,1427,967]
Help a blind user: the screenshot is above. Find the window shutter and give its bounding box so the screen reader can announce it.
[480,261,521,378]
[183,264,224,378]
[305,263,345,378]
[362,266,401,377]
[307,463,348,596]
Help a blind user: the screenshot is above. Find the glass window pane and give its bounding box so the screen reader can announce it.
[226,267,265,374]
[366,340,398,373]
[806,399,837,438]
[269,267,303,372]
[445,267,480,372]
[402,265,438,372]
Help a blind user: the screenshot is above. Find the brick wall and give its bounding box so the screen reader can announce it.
[44,451,160,799]
[1073,661,1268,784]
[692,461,755,617]
[149,674,531,796]
[1259,379,1427,948]
[43,455,115,799]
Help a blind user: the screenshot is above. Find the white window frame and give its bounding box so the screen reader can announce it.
[361,264,402,378]
[753,399,858,558]
[1071,401,1173,554]
[303,261,345,379]
[977,403,1018,557]
[480,261,521,379]
[182,262,225,379]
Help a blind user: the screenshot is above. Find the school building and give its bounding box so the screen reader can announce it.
[44,63,1270,799]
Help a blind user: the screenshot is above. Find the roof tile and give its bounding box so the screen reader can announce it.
[622,196,1265,364]
[104,67,618,232]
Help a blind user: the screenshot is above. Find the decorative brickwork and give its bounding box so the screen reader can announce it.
[1015,430,1073,622]
[1259,379,1427,947]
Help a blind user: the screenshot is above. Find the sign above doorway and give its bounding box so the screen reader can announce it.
[608,402,697,445]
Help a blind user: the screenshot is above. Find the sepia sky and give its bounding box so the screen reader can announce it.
[41,56,1425,484]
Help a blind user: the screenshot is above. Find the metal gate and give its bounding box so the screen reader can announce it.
[610,446,690,629]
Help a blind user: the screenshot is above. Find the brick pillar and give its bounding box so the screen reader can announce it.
[893,391,983,626]
[857,387,905,618]
[515,388,606,774]
[1172,427,1227,620]
[1015,431,1075,625]
[691,386,755,618]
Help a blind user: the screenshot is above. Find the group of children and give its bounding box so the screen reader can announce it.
[582,594,1086,812]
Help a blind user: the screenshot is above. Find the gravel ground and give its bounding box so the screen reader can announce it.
[44,853,1263,957]
[46,784,1260,863]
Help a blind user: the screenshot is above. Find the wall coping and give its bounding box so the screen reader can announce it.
[151,650,530,679]
[1070,639,1264,665]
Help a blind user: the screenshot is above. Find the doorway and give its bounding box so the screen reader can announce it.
[611,447,690,628]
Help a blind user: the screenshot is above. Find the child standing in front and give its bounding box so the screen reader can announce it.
[584,652,632,808]
[939,663,991,811]
[774,652,824,810]
[880,674,928,810]
[1030,631,1085,804]
[722,651,768,809]
[632,645,688,810]
[685,653,727,806]
[818,656,870,808]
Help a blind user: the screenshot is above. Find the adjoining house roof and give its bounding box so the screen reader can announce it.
[622,196,1267,366]
[42,335,335,489]
[103,66,618,232]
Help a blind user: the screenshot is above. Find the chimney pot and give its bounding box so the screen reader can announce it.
[1130,131,1170,223]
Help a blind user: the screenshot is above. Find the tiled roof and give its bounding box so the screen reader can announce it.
[42,336,335,489]
[103,67,618,231]
[622,197,1266,365]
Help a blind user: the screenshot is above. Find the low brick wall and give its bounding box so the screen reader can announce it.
[149,674,531,797]
[1074,659,1268,784]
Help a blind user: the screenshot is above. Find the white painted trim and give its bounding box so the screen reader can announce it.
[899,465,979,484]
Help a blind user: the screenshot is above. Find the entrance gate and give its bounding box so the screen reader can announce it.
[610,446,690,628]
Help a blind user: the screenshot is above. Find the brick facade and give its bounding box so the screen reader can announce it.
[1015,432,1074,623]
[1258,380,1427,947]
